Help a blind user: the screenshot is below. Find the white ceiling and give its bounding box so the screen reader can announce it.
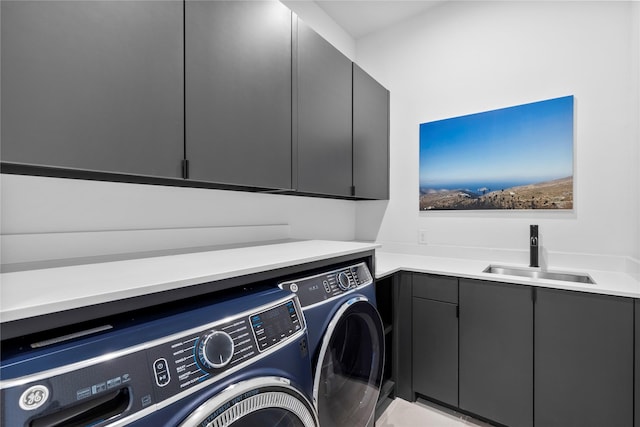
[314,1,443,39]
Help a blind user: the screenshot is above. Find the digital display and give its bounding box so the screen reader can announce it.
[250,301,301,352]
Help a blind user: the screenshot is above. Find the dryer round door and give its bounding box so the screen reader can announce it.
[314,297,384,427]
[179,377,318,427]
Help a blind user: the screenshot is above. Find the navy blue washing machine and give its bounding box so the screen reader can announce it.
[278,261,384,427]
[0,286,318,427]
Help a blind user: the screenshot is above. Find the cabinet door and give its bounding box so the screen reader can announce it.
[185,1,292,189]
[536,288,634,427]
[413,297,458,407]
[1,1,183,178]
[459,279,533,427]
[296,20,353,197]
[353,64,389,200]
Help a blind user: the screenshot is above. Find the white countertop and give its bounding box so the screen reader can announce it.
[2,240,638,325]
[0,240,379,323]
[375,251,640,299]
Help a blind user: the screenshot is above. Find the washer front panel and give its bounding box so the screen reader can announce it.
[1,292,306,427]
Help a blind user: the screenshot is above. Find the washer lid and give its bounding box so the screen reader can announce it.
[179,377,318,427]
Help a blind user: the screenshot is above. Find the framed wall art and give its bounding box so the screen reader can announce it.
[419,95,574,210]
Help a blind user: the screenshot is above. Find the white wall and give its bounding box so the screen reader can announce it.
[356,1,640,264]
[280,0,356,60]
[1,1,360,265]
[4,1,638,268]
[0,174,356,261]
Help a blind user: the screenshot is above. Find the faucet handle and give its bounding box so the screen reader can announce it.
[530,224,539,267]
[530,225,538,238]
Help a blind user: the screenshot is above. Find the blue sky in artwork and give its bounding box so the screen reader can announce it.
[419,96,574,190]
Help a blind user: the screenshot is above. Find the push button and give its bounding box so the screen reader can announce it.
[322,280,331,293]
[157,372,169,385]
[153,358,170,387]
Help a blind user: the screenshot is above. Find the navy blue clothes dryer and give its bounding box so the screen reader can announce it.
[279,261,384,427]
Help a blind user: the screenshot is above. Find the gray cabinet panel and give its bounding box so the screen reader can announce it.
[413,297,458,407]
[296,20,352,197]
[459,279,533,427]
[1,1,184,178]
[394,272,414,401]
[413,274,458,303]
[536,288,634,427]
[636,299,639,427]
[353,64,389,200]
[185,1,292,189]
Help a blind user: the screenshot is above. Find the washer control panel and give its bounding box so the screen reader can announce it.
[250,300,302,352]
[148,298,303,402]
[278,262,373,308]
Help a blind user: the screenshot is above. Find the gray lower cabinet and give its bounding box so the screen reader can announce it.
[535,288,634,427]
[412,297,458,407]
[459,279,533,427]
[185,1,292,189]
[1,1,184,178]
[296,19,353,197]
[405,276,637,427]
[394,272,414,401]
[353,64,389,200]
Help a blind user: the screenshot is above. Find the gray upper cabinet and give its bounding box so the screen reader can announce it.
[353,64,389,200]
[1,1,184,178]
[459,279,533,427]
[185,1,292,189]
[535,288,634,427]
[2,1,391,198]
[296,19,353,197]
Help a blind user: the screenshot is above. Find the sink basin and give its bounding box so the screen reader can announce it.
[483,265,596,284]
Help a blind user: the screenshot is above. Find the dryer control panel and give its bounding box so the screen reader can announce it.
[278,262,373,308]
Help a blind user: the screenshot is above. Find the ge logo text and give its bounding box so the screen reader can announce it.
[19,385,49,411]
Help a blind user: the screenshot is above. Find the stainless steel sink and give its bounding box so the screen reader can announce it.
[483,265,596,284]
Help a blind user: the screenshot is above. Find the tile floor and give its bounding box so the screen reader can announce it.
[377,398,492,427]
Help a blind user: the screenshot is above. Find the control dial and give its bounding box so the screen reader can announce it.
[337,271,352,291]
[198,331,234,369]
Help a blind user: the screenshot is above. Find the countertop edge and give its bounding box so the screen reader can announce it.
[1,240,380,324]
[375,252,640,299]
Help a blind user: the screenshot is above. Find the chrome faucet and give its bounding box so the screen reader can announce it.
[530,225,539,268]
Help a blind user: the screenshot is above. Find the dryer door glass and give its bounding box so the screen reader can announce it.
[315,300,384,427]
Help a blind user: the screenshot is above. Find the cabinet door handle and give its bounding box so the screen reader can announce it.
[182,159,189,179]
